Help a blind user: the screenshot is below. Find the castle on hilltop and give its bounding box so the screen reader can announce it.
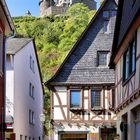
[39,0,96,17]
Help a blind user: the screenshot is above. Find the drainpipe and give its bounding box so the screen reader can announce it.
[3,29,16,140]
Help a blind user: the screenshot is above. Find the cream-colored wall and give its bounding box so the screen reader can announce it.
[13,41,43,140]
[52,85,116,140]
[53,86,116,121]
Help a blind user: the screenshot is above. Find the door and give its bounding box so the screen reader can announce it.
[100,128,116,140]
[61,133,87,140]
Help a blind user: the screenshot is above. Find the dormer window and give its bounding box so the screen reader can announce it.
[103,11,109,19]
[98,51,109,66]
[103,20,110,33]
[111,10,117,17]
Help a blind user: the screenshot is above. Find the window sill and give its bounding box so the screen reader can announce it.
[70,108,83,111]
[91,107,104,111]
[122,71,135,86]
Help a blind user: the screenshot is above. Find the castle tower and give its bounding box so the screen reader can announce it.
[39,0,56,17]
[39,0,51,17]
[39,0,96,17]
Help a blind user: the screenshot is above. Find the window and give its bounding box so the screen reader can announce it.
[103,20,110,33]
[29,110,35,125]
[91,90,101,108]
[25,136,27,140]
[111,10,117,17]
[70,90,81,108]
[123,33,136,82]
[98,51,109,66]
[30,56,35,73]
[0,29,3,75]
[20,135,23,140]
[103,11,109,19]
[29,83,34,99]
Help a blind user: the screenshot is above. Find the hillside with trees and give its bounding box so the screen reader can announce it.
[13,3,96,133]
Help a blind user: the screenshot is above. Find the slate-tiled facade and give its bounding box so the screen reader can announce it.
[47,0,117,85]
[110,0,140,65]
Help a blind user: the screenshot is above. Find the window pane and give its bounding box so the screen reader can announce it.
[103,11,109,18]
[30,56,32,69]
[91,90,101,108]
[125,50,129,79]
[98,52,108,66]
[70,90,80,108]
[103,20,110,33]
[111,10,117,17]
[132,42,136,72]
[29,83,31,96]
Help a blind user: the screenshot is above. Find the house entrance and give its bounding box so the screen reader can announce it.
[100,128,116,140]
[61,133,87,140]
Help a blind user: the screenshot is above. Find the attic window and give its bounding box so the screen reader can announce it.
[103,11,109,19]
[98,51,109,66]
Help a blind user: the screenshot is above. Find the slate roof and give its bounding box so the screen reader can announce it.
[46,0,117,86]
[6,38,32,54]
[110,0,140,67]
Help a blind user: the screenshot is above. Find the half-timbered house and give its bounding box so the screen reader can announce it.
[109,0,140,140]
[46,0,117,139]
[0,0,15,139]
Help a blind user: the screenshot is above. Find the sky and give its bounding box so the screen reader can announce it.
[6,0,100,17]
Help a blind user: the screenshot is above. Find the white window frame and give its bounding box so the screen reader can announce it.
[29,83,34,99]
[29,110,35,125]
[30,56,35,73]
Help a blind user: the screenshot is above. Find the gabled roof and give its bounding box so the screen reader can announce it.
[0,0,15,33]
[109,0,140,67]
[6,37,45,94]
[6,38,32,54]
[45,0,117,86]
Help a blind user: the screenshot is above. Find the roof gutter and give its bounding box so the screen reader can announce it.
[0,0,15,33]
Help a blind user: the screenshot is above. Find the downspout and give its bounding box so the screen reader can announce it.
[3,29,16,139]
